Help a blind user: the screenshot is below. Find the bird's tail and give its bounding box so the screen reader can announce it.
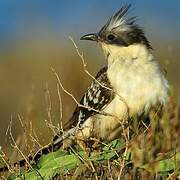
[0,126,76,173]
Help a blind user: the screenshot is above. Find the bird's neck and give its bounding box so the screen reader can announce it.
[100,43,153,67]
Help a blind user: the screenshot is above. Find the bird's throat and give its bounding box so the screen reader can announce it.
[100,43,152,67]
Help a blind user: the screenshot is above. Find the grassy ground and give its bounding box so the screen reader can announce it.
[0,97,180,180]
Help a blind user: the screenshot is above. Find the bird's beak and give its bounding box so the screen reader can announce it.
[80,33,99,41]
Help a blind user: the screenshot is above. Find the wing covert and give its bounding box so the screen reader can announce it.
[64,66,114,129]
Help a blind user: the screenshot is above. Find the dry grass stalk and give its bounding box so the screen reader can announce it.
[8,117,43,179]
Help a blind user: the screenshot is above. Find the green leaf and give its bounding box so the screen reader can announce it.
[142,151,180,173]
[8,139,124,179]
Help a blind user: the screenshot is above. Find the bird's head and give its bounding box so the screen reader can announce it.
[81,4,152,60]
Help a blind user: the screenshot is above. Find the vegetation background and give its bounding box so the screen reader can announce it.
[0,0,179,167]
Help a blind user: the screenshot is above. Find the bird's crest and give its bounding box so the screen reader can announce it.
[100,4,136,32]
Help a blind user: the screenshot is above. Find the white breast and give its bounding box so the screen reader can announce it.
[106,45,169,116]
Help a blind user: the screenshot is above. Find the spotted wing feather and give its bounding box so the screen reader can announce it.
[64,66,114,129]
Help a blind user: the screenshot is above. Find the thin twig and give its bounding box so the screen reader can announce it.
[69,146,91,170]
[8,117,43,179]
[89,161,99,180]
[29,134,42,149]
[108,160,114,180]
[45,82,56,135]
[69,36,130,121]
[57,83,63,130]
[17,114,30,153]
[51,67,121,121]
[118,127,130,180]
[0,147,14,173]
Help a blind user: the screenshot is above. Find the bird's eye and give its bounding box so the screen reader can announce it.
[107,34,115,41]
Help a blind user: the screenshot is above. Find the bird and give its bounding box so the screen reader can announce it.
[0,4,169,172]
[52,4,169,149]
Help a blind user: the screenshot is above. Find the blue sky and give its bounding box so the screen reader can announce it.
[0,0,179,46]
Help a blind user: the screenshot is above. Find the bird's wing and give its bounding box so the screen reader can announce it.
[64,66,115,130]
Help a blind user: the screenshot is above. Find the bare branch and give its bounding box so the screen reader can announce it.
[0,147,14,173]
[51,67,120,121]
[69,36,130,120]
[118,126,130,180]
[8,117,43,179]
[56,82,64,133]
[45,82,56,135]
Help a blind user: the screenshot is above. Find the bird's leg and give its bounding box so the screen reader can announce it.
[90,137,102,150]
